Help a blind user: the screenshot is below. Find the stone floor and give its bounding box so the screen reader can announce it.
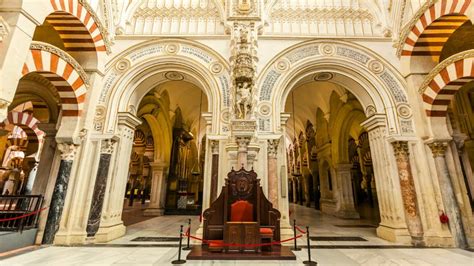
[1,204,473,265]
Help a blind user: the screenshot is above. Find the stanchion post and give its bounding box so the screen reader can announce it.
[171,225,186,264]
[303,226,317,265]
[291,219,301,251]
[182,218,192,250]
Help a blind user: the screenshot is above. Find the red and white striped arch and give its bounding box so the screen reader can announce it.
[1,112,45,142]
[422,57,474,117]
[22,48,87,117]
[401,0,472,58]
[49,0,107,52]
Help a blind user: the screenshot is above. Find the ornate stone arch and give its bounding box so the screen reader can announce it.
[22,42,89,118]
[98,39,230,134]
[256,40,413,136]
[420,49,474,137]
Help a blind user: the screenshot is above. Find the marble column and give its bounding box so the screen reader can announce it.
[42,143,77,244]
[144,162,167,216]
[86,139,116,237]
[23,159,38,195]
[392,141,424,246]
[428,141,467,248]
[96,112,141,242]
[236,136,250,169]
[267,138,280,208]
[335,163,359,218]
[210,140,219,203]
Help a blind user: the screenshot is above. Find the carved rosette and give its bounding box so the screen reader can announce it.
[58,143,78,161]
[428,142,448,157]
[267,139,280,158]
[101,139,116,154]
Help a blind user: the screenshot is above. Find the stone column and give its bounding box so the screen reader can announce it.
[428,141,467,248]
[335,163,359,219]
[392,141,424,246]
[267,138,280,208]
[95,112,141,242]
[32,124,57,195]
[361,115,410,243]
[210,140,219,203]
[22,159,38,195]
[144,162,167,216]
[42,143,78,244]
[236,136,250,168]
[86,139,116,237]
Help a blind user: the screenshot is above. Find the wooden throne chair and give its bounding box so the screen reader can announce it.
[202,167,281,253]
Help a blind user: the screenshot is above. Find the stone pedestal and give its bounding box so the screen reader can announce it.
[392,141,424,246]
[428,141,467,248]
[231,120,256,169]
[144,162,167,216]
[335,163,359,219]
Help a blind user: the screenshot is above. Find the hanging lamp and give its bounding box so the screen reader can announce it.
[291,90,302,177]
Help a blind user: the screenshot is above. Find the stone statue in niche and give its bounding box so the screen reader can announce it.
[235,81,252,119]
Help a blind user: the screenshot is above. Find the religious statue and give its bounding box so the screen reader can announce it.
[235,81,252,119]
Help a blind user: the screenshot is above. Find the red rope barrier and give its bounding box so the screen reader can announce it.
[184,230,304,247]
[0,207,48,222]
[295,225,306,234]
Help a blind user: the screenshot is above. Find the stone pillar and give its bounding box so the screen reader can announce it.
[144,162,167,216]
[392,141,424,246]
[335,163,359,219]
[428,141,467,248]
[236,136,250,168]
[361,115,410,243]
[210,140,219,203]
[95,112,141,243]
[267,138,280,208]
[86,139,116,237]
[42,143,78,244]
[32,124,57,195]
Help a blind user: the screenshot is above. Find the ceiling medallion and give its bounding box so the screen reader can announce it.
[165,71,184,81]
[314,72,333,81]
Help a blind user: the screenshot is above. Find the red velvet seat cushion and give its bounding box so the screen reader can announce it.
[260,228,273,235]
[230,200,254,221]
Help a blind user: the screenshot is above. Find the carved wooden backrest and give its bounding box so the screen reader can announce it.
[225,168,260,222]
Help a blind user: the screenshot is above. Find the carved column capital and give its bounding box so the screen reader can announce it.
[392,141,409,161]
[100,139,116,154]
[57,143,78,161]
[428,141,448,157]
[267,138,280,158]
[210,140,219,154]
[236,136,251,151]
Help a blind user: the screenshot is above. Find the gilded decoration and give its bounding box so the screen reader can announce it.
[428,142,448,157]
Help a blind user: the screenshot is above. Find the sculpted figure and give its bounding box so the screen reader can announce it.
[235,82,252,119]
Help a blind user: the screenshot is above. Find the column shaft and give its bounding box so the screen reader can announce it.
[392,141,424,245]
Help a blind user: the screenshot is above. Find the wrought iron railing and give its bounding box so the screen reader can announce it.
[0,195,44,232]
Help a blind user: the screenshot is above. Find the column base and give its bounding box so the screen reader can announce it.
[335,209,360,219]
[376,224,411,244]
[95,222,126,243]
[53,230,87,245]
[143,207,165,217]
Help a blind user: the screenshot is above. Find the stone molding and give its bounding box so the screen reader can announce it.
[0,16,10,42]
[117,112,142,129]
